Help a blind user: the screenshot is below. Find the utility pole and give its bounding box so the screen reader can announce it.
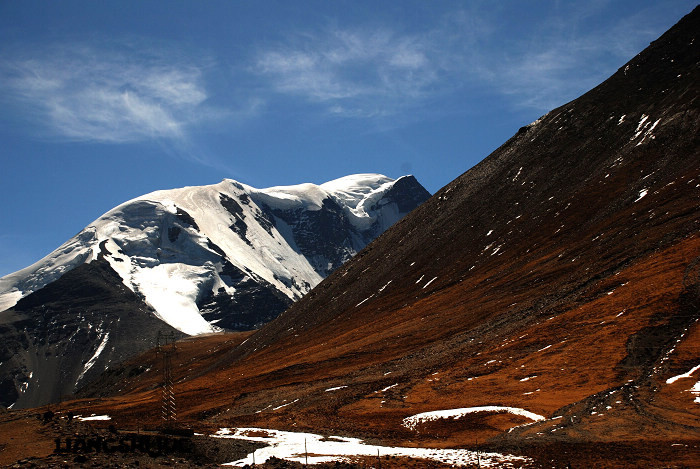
[476,438,481,469]
[156,331,177,427]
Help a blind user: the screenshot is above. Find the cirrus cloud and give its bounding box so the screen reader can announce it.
[253,28,440,118]
[1,43,216,143]
[249,3,684,118]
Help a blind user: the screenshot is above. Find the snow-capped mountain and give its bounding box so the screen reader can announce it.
[0,173,430,408]
[0,174,428,333]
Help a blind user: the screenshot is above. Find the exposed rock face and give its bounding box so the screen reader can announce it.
[0,258,183,409]
[0,174,430,408]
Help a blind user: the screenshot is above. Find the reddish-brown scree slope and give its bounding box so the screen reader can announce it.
[75,6,700,460]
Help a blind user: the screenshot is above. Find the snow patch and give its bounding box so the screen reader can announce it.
[355,295,373,307]
[403,407,545,431]
[634,189,648,202]
[132,263,218,335]
[692,381,700,404]
[325,386,348,392]
[0,290,23,313]
[631,115,661,145]
[379,384,398,393]
[512,168,522,182]
[422,276,438,289]
[77,331,110,383]
[79,414,111,421]
[633,114,649,138]
[667,363,700,384]
[272,399,299,411]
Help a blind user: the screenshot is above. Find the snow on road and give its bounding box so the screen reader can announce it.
[214,427,529,467]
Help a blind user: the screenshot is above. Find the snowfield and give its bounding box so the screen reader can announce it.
[214,427,530,467]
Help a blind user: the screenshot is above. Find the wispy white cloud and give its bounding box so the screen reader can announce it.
[250,3,680,118]
[468,2,681,111]
[1,3,683,140]
[481,42,607,111]
[253,28,441,118]
[1,43,221,143]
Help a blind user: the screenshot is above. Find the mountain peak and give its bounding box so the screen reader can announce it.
[0,173,430,408]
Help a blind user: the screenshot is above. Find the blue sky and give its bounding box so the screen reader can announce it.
[0,0,696,277]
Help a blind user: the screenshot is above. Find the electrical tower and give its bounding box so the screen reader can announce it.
[156,331,177,427]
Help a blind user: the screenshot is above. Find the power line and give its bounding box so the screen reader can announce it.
[156,331,177,427]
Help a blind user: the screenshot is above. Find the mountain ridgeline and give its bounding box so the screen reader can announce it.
[0,174,430,408]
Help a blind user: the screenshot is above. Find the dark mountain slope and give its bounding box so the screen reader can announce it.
[0,258,181,409]
[245,7,699,349]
